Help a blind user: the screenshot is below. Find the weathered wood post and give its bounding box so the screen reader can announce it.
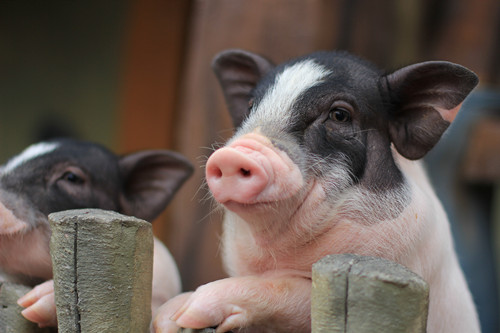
[312,254,429,333]
[49,209,153,333]
[0,282,54,333]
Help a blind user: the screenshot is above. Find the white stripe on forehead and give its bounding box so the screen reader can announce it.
[240,59,331,132]
[2,142,60,174]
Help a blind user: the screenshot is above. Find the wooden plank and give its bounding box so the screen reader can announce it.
[49,209,153,333]
[312,254,429,333]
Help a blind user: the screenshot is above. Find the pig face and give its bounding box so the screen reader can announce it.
[0,138,193,284]
[207,49,478,264]
[152,50,479,332]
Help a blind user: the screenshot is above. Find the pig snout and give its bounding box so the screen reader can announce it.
[206,146,270,203]
[205,135,303,205]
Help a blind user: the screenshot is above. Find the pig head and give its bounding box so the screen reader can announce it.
[153,50,480,333]
[0,138,193,286]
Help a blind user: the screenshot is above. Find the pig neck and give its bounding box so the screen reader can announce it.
[396,158,479,331]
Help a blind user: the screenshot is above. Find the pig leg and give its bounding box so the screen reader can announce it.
[151,237,182,309]
[152,273,311,333]
[19,237,180,327]
[17,280,57,327]
[152,292,194,332]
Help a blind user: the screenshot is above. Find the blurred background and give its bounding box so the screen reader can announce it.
[1,0,499,331]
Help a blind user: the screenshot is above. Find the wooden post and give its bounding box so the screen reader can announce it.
[312,254,429,333]
[0,282,54,333]
[49,209,153,333]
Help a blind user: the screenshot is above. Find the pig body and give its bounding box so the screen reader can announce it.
[153,50,480,332]
[0,138,193,326]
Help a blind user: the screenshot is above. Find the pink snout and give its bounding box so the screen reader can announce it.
[205,145,271,204]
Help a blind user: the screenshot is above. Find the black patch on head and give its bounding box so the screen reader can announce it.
[0,138,121,221]
[218,49,477,196]
[248,51,399,190]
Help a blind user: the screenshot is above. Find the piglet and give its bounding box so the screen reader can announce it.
[0,138,193,327]
[153,49,480,332]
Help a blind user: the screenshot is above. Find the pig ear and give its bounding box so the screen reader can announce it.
[118,150,193,221]
[212,49,274,128]
[382,61,478,160]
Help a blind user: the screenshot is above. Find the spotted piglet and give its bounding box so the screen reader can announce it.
[0,138,192,327]
[153,49,480,332]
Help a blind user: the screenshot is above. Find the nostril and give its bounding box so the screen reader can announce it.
[212,168,223,178]
[240,168,251,177]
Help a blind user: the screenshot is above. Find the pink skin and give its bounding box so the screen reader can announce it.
[153,134,315,332]
[205,133,307,239]
[206,133,304,207]
[17,238,180,328]
[152,132,479,332]
[153,273,311,333]
[17,280,56,328]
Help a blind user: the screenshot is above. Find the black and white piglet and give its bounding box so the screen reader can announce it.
[0,138,192,327]
[153,50,480,333]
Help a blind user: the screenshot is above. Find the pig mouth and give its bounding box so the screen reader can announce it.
[222,178,319,224]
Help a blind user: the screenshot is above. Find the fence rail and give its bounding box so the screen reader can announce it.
[0,209,429,333]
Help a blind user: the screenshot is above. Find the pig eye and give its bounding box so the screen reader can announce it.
[329,107,351,123]
[58,167,86,185]
[62,171,84,184]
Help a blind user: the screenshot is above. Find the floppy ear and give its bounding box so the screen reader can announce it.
[118,150,193,221]
[381,61,478,160]
[212,49,274,128]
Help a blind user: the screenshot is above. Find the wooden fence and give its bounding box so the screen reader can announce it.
[0,209,429,332]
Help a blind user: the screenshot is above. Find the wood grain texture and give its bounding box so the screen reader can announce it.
[49,209,153,333]
[312,254,429,333]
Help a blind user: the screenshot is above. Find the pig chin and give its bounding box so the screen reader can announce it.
[222,182,311,223]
